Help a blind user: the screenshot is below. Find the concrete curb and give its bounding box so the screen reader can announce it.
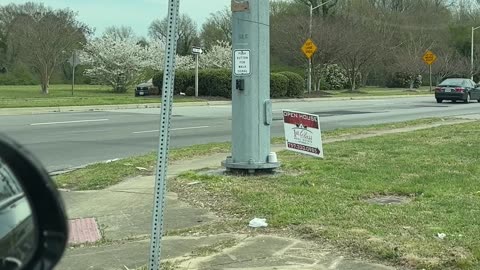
[0,94,432,116]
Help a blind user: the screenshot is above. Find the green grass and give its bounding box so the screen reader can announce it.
[55,118,450,191]
[272,117,447,144]
[304,86,432,98]
[0,85,432,108]
[176,122,480,270]
[54,142,230,190]
[0,84,202,108]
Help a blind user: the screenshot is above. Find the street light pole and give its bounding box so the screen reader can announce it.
[308,4,313,93]
[471,26,480,80]
[307,0,333,93]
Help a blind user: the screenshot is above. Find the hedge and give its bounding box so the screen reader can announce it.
[153,69,304,99]
[279,71,304,97]
[386,72,422,88]
[152,70,195,95]
[270,73,289,98]
[198,69,231,98]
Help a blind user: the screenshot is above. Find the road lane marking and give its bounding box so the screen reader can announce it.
[133,129,159,134]
[30,119,109,126]
[133,126,210,134]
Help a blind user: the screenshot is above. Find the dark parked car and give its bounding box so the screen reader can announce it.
[134,79,160,97]
[435,78,480,103]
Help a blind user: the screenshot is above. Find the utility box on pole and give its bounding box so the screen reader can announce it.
[223,0,279,173]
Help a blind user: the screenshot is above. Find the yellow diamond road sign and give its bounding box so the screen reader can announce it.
[423,50,437,65]
[302,38,317,59]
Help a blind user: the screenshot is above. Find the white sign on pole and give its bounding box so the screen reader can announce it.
[234,49,250,75]
[192,46,203,54]
[68,51,81,67]
[283,110,323,158]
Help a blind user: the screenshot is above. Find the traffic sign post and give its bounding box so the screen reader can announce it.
[302,38,317,94]
[192,46,203,97]
[148,0,180,269]
[423,50,437,92]
[68,50,81,96]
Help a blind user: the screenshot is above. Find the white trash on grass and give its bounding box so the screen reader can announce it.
[249,218,268,228]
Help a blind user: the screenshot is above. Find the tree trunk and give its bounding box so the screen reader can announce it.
[40,70,49,95]
[350,69,356,91]
[40,66,49,94]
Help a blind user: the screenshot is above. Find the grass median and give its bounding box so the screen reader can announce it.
[176,121,480,270]
[304,86,432,98]
[0,85,432,108]
[0,84,202,108]
[55,117,446,191]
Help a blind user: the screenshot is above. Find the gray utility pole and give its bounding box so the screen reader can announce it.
[471,26,480,80]
[148,0,180,269]
[308,0,333,93]
[224,0,279,173]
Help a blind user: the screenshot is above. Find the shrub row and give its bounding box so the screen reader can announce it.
[152,69,304,99]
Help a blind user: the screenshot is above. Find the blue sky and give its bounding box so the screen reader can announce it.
[0,0,229,37]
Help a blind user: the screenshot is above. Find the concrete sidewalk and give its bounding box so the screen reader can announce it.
[56,144,398,270]
[0,94,431,116]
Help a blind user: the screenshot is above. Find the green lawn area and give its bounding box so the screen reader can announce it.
[0,84,432,108]
[304,86,432,98]
[55,117,446,191]
[0,84,201,108]
[54,142,231,190]
[176,122,480,270]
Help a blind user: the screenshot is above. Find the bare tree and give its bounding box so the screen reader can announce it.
[9,9,89,94]
[0,2,49,69]
[149,14,199,55]
[432,49,469,83]
[200,8,231,50]
[336,21,379,91]
[391,32,435,89]
[295,0,340,16]
[103,26,136,40]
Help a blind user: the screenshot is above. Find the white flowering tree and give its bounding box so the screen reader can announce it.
[83,37,230,93]
[143,40,195,72]
[82,34,152,93]
[200,41,232,69]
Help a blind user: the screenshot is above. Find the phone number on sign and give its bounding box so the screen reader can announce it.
[287,142,318,154]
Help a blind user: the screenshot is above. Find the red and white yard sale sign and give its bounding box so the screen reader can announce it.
[282,110,323,158]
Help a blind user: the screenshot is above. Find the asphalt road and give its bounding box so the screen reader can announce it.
[1,96,479,172]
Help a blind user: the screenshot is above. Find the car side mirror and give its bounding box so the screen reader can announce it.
[476,84,480,88]
[0,134,68,270]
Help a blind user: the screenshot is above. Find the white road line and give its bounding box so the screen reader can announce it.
[132,130,159,134]
[132,126,210,134]
[30,119,109,126]
[172,126,209,131]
